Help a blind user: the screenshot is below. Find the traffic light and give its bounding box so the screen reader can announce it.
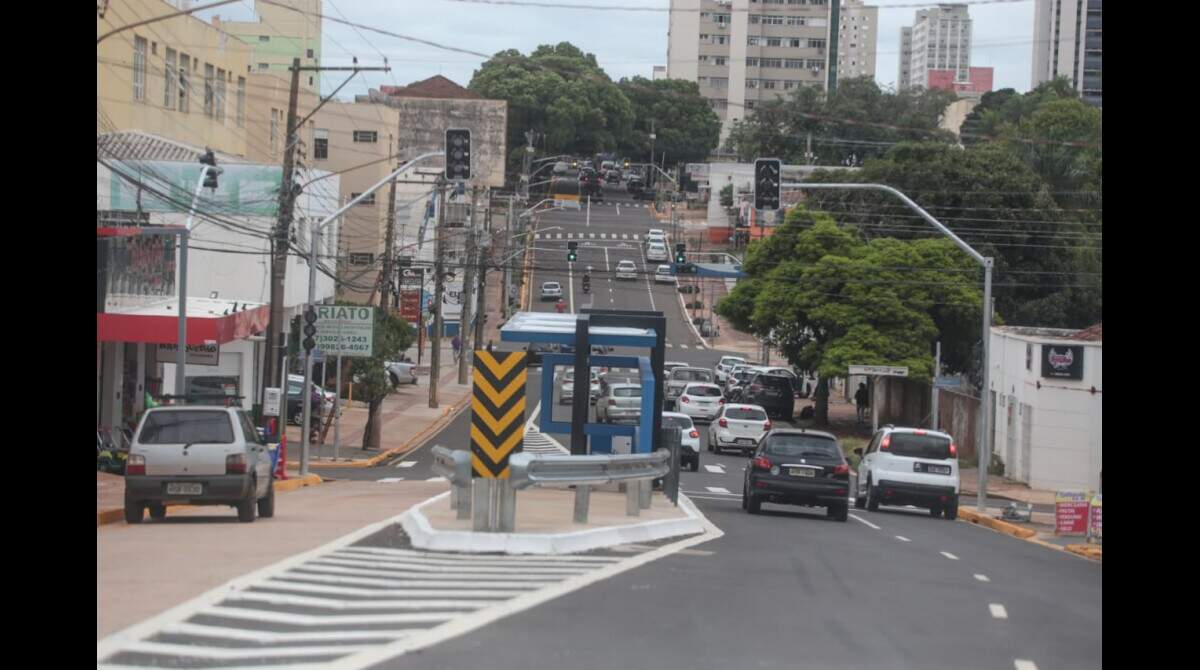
[623,159,630,169]
[567,241,578,263]
[444,128,472,180]
[674,242,686,264]
[582,273,591,294]
[302,305,318,353]
[199,149,219,190]
[754,158,781,211]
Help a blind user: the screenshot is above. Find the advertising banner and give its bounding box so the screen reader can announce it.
[1042,344,1085,380]
[1055,490,1091,536]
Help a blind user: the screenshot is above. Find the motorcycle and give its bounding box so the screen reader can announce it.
[96,428,129,475]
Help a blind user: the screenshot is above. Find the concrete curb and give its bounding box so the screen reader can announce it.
[957,507,1037,539]
[675,284,712,349]
[1065,543,1103,560]
[96,474,324,527]
[399,490,709,555]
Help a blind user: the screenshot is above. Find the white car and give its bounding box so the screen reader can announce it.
[854,426,960,519]
[554,368,602,405]
[714,356,748,384]
[615,260,638,280]
[646,228,666,240]
[540,281,563,301]
[646,242,669,262]
[654,264,675,283]
[708,404,772,456]
[662,412,701,472]
[676,382,725,423]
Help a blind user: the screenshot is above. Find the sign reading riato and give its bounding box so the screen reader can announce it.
[314,305,375,358]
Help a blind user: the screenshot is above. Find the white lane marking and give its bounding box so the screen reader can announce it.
[226,591,498,611]
[640,253,657,311]
[705,486,731,494]
[974,574,991,582]
[666,342,674,348]
[116,641,378,660]
[159,622,409,644]
[426,476,447,482]
[684,494,742,502]
[395,460,418,468]
[695,345,705,350]
[257,581,538,598]
[1014,661,1038,670]
[989,603,1009,619]
[377,478,405,483]
[940,551,959,560]
[616,204,620,216]
[848,514,881,530]
[311,557,593,575]
[895,535,911,542]
[704,464,726,474]
[203,605,455,626]
[680,344,689,349]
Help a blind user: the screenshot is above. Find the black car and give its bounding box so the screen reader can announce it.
[743,429,850,521]
[626,177,644,193]
[743,372,795,421]
[525,343,556,367]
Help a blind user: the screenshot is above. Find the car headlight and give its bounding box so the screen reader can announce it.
[770,465,780,476]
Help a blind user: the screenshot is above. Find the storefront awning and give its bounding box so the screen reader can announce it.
[97,298,269,346]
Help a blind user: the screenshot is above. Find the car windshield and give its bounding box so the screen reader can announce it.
[138,411,235,444]
[889,433,953,459]
[657,265,671,273]
[543,283,560,289]
[756,375,792,390]
[673,369,712,382]
[613,387,642,398]
[618,261,635,268]
[764,435,841,459]
[685,385,722,397]
[726,407,767,421]
[662,415,693,429]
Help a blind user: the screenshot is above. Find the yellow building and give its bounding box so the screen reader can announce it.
[97,0,254,158]
[215,1,324,96]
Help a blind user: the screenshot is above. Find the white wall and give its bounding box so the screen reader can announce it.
[162,339,258,411]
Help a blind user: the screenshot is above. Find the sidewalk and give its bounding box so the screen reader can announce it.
[958,467,1056,507]
[96,470,322,526]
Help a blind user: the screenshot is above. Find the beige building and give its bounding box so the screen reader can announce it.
[214,0,324,96]
[938,97,979,139]
[97,0,254,158]
[667,0,834,143]
[899,3,972,91]
[1031,0,1102,107]
[837,0,878,81]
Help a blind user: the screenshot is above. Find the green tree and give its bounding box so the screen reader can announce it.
[1000,97,1102,208]
[716,207,981,426]
[348,308,415,450]
[959,76,1078,146]
[616,76,721,164]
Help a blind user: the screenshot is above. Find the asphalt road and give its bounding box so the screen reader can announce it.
[321,182,1100,670]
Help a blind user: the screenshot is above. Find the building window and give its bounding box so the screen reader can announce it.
[762,80,777,89]
[351,193,376,206]
[746,57,759,67]
[163,48,177,109]
[203,63,215,117]
[714,56,727,66]
[789,38,802,48]
[353,130,378,143]
[699,34,709,41]
[807,59,824,70]
[178,54,190,113]
[749,14,760,24]
[1026,343,1033,371]
[746,101,756,109]
[308,76,313,86]
[714,13,730,24]
[785,58,803,69]
[787,16,806,26]
[710,77,728,89]
[809,39,827,50]
[746,79,758,89]
[270,108,280,153]
[258,62,269,71]
[215,68,226,123]
[716,35,727,45]
[132,36,147,101]
[748,37,760,46]
[236,77,245,127]
[764,15,784,25]
[307,48,314,58]
[349,253,374,266]
[783,81,797,90]
[761,58,782,68]
[766,38,782,47]
[259,35,270,42]
[699,55,708,63]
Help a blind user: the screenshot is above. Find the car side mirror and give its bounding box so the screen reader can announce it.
[853,448,864,457]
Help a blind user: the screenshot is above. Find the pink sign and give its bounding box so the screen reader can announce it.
[1055,490,1090,536]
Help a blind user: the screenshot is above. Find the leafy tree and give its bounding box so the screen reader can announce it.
[720,183,734,207]
[348,308,415,450]
[716,207,981,425]
[1000,97,1102,207]
[616,76,721,164]
[959,76,1077,146]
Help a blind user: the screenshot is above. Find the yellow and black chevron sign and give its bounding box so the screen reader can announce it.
[470,350,527,478]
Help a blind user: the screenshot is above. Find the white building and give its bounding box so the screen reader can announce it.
[988,324,1102,493]
[898,3,971,90]
[1031,0,1102,107]
[652,65,668,80]
[837,0,878,81]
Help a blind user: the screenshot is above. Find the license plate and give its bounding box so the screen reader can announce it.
[167,483,203,495]
[789,468,816,478]
[925,465,951,475]
[736,438,755,445]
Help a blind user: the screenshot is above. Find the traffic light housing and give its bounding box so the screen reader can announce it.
[444,128,472,180]
[754,157,781,211]
[623,159,630,169]
[567,241,578,263]
[199,149,219,190]
[302,305,318,353]
[582,273,591,294]
[674,242,686,264]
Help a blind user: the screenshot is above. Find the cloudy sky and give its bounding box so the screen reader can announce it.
[198,0,1035,98]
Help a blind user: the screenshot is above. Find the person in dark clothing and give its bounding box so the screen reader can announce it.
[855,382,870,422]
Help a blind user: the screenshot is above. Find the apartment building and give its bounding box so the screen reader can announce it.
[667,0,834,142]
[898,4,972,91]
[837,0,877,81]
[213,0,324,96]
[1031,0,1102,107]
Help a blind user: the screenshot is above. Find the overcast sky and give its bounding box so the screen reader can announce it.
[198,0,1035,99]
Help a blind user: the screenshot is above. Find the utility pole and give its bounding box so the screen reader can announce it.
[429,179,447,408]
[806,132,814,166]
[521,131,535,201]
[932,341,941,431]
[458,185,479,385]
[503,196,514,320]
[475,194,490,347]
[379,167,399,310]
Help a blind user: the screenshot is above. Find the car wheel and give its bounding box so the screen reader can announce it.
[866,478,880,511]
[148,503,167,520]
[854,490,866,509]
[930,504,943,517]
[237,481,258,523]
[827,503,849,522]
[714,442,722,456]
[944,502,958,520]
[746,491,761,515]
[258,478,276,518]
[124,494,144,524]
[389,373,400,387]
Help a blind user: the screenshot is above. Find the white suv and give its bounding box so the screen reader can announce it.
[714,356,748,384]
[854,426,960,519]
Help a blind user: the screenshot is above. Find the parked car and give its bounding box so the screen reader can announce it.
[124,406,276,523]
[708,404,771,456]
[743,428,850,521]
[854,426,959,519]
[677,382,725,423]
[742,372,796,421]
[654,264,676,283]
[646,242,669,262]
[754,366,801,395]
[555,367,602,405]
[540,281,563,301]
[662,411,701,472]
[286,374,330,425]
[615,260,638,280]
[714,356,748,385]
[386,361,418,386]
[665,367,716,409]
[595,383,643,424]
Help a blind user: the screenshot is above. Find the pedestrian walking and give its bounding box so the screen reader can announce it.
[854,381,870,423]
[451,334,462,362]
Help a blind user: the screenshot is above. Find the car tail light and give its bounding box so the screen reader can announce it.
[949,443,957,457]
[763,420,772,431]
[880,435,891,451]
[833,463,849,475]
[226,453,247,474]
[718,418,728,428]
[750,384,763,393]
[834,488,847,495]
[680,396,690,404]
[126,454,146,476]
[718,397,725,404]
[752,456,772,471]
[689,430,700,439]
[608,399,617,406]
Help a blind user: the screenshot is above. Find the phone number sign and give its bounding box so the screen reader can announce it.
[314,305,375,358]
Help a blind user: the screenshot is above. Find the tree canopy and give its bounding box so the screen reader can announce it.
[617,76,721,164]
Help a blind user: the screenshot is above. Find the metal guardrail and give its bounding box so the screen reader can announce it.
[509,449,670,523]
[430,446,472,520]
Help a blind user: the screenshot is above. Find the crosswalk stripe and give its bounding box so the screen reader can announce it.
[706,486,732,494]
[396,461,417,468]
[427,476,447,482]
[159,622,410,644]
[226,591,498,610]
[117,641,378,660]
[680,344,689,350]
[666,342,673,348]
[704,465,725,474]
[695,345,705,350]
[376,477,404,483]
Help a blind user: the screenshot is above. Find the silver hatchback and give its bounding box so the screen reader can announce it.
[596,383,643,423]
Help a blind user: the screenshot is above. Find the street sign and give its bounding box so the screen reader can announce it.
[157,342,219,366]
[848,365,909,377]
[470,350,527,478]
[1087,494,1102,543]
[263,387,282,417]
[400,290,421,322]
[314,305,375,358]
[1055,490,1091,536]
[934,376,962,388]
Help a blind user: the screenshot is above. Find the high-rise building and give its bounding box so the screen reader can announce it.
[837,0,878,81]
[897,3,972,91]
[215,0,323,96]
[652,65,668,80]
[1031,0,1101,107]
[667,0,835,144]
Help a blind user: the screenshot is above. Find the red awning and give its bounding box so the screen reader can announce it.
[97,300,270,346]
